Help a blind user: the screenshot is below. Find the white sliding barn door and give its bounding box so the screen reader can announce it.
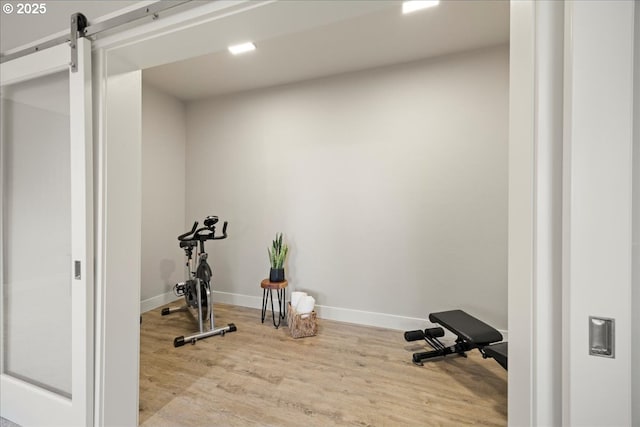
[0,38,93,426]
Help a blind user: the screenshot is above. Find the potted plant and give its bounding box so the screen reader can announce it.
[268,232,288,282]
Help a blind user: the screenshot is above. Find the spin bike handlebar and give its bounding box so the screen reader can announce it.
[194,222,228,241]
[177,216,228,244]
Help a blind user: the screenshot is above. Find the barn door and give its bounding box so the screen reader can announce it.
[0,36,93,426]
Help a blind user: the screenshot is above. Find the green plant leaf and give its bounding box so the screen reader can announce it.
[268,232,288,268]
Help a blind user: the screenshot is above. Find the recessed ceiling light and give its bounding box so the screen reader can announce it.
[228,42,256,55]
[402,0,440,14]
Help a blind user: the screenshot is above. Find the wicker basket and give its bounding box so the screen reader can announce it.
[287,302,318,338]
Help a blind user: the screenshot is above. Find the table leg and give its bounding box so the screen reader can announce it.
[269,289,282,328]
[261,286,287,328]
[261,288,268,323]
[278,288,287,321]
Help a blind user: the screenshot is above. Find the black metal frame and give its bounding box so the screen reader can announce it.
[410,337,473,365]
[261,287,286,328]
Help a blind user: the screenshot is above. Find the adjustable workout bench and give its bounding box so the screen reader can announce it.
[404,309,508,370]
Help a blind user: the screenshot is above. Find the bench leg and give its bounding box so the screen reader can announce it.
[412,341,473,366]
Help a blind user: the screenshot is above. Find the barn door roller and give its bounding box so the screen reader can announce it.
[70,13,88,73]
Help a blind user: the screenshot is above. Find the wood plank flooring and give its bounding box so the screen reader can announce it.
[140,302,507,426]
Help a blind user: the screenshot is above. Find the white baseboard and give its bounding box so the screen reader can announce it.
[312,304,427,331]
[140,291,179,313]
[141,290,508,340]
[213,290,263,310]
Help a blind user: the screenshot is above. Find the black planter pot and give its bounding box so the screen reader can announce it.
[269,268,285,282]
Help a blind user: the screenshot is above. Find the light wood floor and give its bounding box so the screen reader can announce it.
[140,302,507,426]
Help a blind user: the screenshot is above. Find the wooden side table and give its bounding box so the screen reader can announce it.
[260,279,288,328]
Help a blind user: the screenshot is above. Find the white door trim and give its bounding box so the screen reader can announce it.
[508,1,566,424]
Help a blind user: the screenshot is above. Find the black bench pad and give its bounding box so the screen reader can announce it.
[484,342,508,370]
[429,309,503,346]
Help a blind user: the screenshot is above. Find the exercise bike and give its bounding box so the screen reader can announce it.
[161,215,237,347]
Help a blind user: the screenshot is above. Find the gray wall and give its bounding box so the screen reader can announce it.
[184,45,509,329]
[140,82,186,309]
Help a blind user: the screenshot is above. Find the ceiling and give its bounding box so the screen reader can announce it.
[143,0,509,101]
[1,0,509,101]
